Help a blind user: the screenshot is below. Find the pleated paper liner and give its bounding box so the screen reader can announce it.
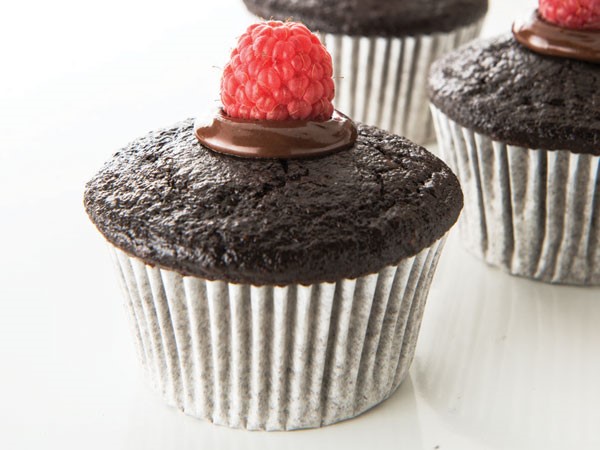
[431,106,600,285]
[319,20,483,145]
[109,235,447,430]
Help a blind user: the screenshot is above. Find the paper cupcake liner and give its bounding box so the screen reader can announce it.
[108,236,447,430]
[431,106,600,285]
[318,20,483,145]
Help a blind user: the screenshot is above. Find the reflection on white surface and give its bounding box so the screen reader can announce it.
[416,235,600,449]
[121,376,421,450]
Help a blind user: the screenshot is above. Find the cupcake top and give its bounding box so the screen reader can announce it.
[242,0,489,36]
[429,34,600,154]
[85,20,462,286]
[429,1,600,155]
[84,120,462,285]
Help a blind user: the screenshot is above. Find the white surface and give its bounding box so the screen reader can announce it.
[1,0,599,448]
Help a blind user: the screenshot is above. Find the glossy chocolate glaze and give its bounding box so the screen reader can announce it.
[195,110,358,159]
[513,10,600,64]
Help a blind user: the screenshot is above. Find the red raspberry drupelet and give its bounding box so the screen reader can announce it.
[220,21,335,121]
[539,0,600,30]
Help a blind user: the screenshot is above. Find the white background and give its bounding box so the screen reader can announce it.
[2,0,599,448]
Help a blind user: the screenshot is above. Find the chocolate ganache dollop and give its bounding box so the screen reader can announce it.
[195,109,358,159]
[513,10,600,64]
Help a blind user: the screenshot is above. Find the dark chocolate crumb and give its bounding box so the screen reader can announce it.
[84,120,462,285]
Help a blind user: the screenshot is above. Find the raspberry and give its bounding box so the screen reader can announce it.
[539,0,600,30]
[220,21,335,121]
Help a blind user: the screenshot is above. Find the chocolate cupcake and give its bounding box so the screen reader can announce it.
[429,1,600,285]
[242,0,488,144]
[85,21,463,430]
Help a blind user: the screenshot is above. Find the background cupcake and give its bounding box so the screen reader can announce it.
[429,0,600,285]
[84,21,463,430]
[242,0,489,144]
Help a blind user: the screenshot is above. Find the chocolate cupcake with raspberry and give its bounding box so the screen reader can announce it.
[429,0,600,285]
[242,0,488,144]
[85,21,463,430]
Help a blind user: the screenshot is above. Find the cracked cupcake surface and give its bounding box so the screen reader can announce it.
[84,119,462,286]
[242,0,488,36]
[429,35,600,154]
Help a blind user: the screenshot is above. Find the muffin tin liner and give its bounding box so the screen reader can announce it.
[319,20,483,145]
[432,106,600,285]
[109,236,447,431]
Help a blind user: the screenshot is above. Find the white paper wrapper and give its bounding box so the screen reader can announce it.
[109,236,447,430]
[431,106,600,286]
[319,20,483,145]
